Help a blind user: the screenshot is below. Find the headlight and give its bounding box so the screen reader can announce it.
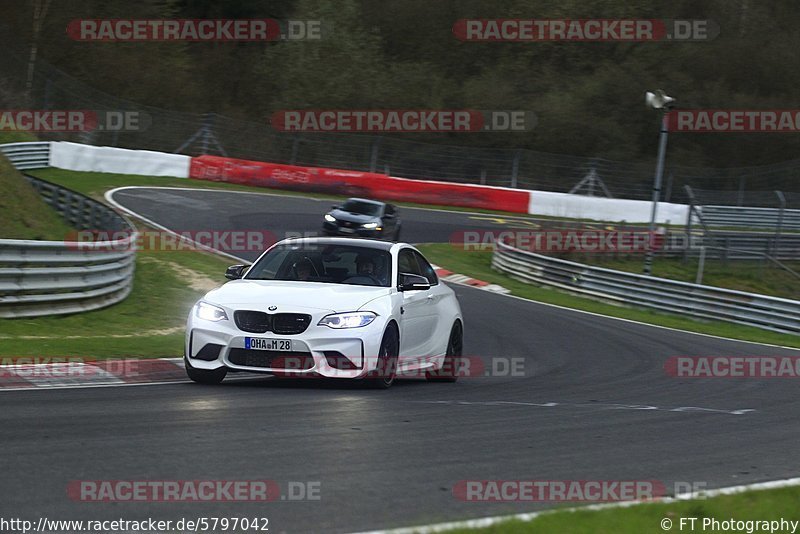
[324,214,336,222]
[195,301,228,322]
[362,222,379,229]
[318,312,377,329]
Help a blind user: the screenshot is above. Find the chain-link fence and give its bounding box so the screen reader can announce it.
[3,47,800,208]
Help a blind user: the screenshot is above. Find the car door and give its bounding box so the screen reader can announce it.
[410,250,445,356]
[397,248,434,362]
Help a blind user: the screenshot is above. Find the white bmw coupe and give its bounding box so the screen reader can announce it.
[185,237,463,388]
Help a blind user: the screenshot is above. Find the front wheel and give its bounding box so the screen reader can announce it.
[185,358,227,384]
[426,321,463,382]
[364,325,399,389]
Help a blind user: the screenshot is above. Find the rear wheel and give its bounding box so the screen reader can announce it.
[365,325,399,389]
[185,358,227,384]
[426,321,463,382]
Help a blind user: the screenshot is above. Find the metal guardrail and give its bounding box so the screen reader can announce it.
[697,205,800,230]
[0,141,51,170]
[492,240,800,335]
[661,231,800,261]
[0,142,137,318]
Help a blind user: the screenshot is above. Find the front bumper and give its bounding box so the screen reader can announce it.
[186,314,386,379]
[322,222,383,238]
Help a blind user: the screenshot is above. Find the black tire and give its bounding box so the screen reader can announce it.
[426,321,463,383]
[185,358,227,384]
[365,325,399,389]
[393,225,401,241]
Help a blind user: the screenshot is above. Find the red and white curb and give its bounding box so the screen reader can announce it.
[432,265,510,294]
[0,358,188,390]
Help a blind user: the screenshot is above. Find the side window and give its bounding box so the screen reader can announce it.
[398,249,418,275]
[412,251,438,285]
[385,204,395,216]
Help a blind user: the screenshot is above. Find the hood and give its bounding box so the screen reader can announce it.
[203,280,391,313]
[330,209,379,224]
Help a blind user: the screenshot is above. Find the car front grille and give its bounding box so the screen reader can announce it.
[234,311,311,335]
[272,314,312,335]
[234,310,270,333]
[228,349,315,370]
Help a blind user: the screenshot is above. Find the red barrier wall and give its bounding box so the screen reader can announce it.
[189,156,530,213]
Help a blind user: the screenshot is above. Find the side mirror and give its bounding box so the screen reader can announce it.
[225,264,248,280]
[398,273,430,292]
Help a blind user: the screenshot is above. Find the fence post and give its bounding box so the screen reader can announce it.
[737,176,746,206]
[664,171,673,202]
[480,169,486,185]
[774,190,786,260]
[290,136,300,165]
[683,185,695,264]
[695,246,706,285]
[510,150,520,188]
[369,137,382,173]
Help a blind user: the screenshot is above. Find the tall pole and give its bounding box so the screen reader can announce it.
[643,113,669,275]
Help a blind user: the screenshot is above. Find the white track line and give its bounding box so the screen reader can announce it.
[350,477,800,534]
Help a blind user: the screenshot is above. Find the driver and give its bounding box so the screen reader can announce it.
[292,258,315,280]
[355,253,383,285]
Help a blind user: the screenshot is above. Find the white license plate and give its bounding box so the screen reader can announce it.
[245,338,292,351]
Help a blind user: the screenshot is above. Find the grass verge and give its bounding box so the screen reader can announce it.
[444,485,800,533]
[573,255,799,300]
[417,244,800,348]
[0,154,75,240]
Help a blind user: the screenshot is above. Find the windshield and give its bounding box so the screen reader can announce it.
[340,199,382,216]
[245,243,392,287]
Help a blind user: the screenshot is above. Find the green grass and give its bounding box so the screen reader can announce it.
[417,244,800,348]
[443,485,800,533]
[0,243,233,359]
[565,255,800,300]
[0,154,75,240]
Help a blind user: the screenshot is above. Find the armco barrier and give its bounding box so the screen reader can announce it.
[189,155,531,213]
[0,141,51,170]
[697,205,800,231]
[0,150,137,318]
[492,240,800,334]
